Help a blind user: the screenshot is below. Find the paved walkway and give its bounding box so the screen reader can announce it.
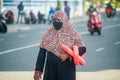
[0,70,120,80]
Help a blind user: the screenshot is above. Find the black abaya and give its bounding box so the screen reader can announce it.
[35,48,76,80]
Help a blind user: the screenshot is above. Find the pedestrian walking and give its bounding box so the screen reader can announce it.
[34,10,86,80]
[16,1,24,23]
[64,1,70,20]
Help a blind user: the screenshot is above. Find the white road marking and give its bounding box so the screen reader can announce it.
[95,48,104,52]
[0,43,39,55]
[0,38,4,41]
[115,41,120,45]
[80,31,88,35]
[103,24,120,30]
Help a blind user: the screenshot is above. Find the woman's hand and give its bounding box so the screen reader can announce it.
[34,71,42,80]
[59,53,69,62]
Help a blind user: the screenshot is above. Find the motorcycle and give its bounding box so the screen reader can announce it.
[87,11,102,35]
[105,7,116,18]
[38,13,46,24]
[5,10,14,24]
[24,12,30,24]
[0,13,7,33]
[30,11,37,24]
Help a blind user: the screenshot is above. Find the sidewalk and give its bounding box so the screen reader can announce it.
[0,70,120,80]
[6,16,88,33]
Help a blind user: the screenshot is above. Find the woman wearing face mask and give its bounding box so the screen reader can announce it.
[34,10,86,80]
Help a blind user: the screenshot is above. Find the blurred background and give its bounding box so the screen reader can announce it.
[0,0,120,22]
[0,0,120,80]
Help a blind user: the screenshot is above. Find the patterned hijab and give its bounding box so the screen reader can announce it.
[40,10,84,57]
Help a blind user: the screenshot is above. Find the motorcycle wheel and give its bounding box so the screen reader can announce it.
[0,22,7,33]
[97,29,101,35]
[90,31,94,35]
[107,14,111,18]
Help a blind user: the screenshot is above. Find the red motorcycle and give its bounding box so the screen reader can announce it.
[105,7,112,18]
[105,7,116,18]
[5,10,14,24]
[87,11,102,35]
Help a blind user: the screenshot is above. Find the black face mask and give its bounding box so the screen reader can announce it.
[53,21,63,30]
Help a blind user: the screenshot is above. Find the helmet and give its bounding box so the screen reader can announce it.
[90,3,93,8]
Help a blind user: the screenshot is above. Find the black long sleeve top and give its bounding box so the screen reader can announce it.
[35,47,86,72]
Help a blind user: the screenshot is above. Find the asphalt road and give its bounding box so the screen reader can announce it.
[0,12,120,80]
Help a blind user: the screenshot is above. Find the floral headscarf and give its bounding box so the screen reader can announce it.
[40,10,85,57]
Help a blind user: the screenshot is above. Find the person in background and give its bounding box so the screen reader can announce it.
[34,10,86,80]
[86,3,98,27]
[110,2,116,15]
[64,1,70,20]
[38,11,46,24]
[106,2,113,11]
[17,1,24,23]
[86,3,97,16]
[29,10,37,24]
[48,7,56,23]
[5,10,14,24]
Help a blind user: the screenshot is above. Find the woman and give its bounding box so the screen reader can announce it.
[34,10,86,80]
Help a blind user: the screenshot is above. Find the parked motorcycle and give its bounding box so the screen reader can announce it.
[0,13,7,33]
[5,10,14,24]
[30,11,37,24]
[87,11,102,35]
[24,12,30,24]
[38,11,46,24]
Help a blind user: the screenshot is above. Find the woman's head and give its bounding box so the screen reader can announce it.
[53,10,68,23]
[89,3,93,8]
[52,10,69,30]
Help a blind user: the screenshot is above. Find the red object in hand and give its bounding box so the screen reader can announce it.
[73,45,80,65]
[61,44,86,66]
